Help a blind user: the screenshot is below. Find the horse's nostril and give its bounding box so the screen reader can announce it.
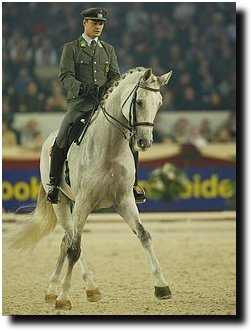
[138,139,145,148]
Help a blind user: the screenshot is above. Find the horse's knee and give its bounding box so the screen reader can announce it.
[67,239,81,262]
[136,223,152,248]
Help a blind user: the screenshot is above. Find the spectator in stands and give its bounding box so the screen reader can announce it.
[19,81,45,112]
[173,2,196,22]
[34,37,58,66]
[2,97,21,144]
[214,127,231,143]
[20,119,43,150]
[176,86,200,110]
[207,91,222,110]
[45,81,66,112]
[2,122,18,147]
[132,21,152,65]
[188,126,207,148]
[14,68,33,98]
[118,52,135,74]
[34,37,58,84]
[172,117,189,144]
[120,33,134,54]
[199,118,213,142]
[148,55,165,76]
[125,3,150,32]
[2,97,14,127]
[160,89,177,111]
[224,112,236,141]
[9,34,33,72]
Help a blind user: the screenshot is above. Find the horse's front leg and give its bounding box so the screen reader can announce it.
[116,195,172,299]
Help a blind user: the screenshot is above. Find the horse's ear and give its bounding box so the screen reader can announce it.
[142,68,152,82]
[158,70,173,86]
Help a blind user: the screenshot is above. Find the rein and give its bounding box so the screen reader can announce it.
[99,80,160,140]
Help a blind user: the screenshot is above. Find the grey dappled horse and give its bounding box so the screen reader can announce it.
[9,67,173,310]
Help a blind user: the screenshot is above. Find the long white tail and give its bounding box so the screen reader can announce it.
[6,184,58,251]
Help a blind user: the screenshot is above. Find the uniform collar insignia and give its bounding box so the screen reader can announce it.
[80,39,87,48]
[97,40,103,48]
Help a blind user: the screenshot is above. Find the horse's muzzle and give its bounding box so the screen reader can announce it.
[137,138,152,151]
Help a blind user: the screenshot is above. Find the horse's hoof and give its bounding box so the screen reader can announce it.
[55,299,72,310]
[86,288,102,302]
[154,286,172,300]
[45,293,58,303]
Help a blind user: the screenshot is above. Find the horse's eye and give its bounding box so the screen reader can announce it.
[136,100,143,107]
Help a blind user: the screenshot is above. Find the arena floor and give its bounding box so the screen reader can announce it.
[2,218,236,316]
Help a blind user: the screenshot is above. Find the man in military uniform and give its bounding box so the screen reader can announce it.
[47,7,146,204]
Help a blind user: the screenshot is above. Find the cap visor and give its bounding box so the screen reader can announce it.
[84,17,106,21]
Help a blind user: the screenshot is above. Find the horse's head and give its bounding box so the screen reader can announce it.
[121,68,172,152]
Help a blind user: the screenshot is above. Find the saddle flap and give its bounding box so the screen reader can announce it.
[66,110,93,152]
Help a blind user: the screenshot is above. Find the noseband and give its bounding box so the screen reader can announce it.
[101,80,160,140]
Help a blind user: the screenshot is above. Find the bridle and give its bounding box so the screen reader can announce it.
[99,79,160,140]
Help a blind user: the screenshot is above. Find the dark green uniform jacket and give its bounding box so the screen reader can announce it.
[58,36,120,112]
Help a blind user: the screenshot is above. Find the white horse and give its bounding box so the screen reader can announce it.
[9,67,173,310]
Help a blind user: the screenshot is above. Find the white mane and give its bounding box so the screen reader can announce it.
[100,67,147,107]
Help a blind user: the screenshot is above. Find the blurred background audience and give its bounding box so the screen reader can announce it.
[2,2,236,148]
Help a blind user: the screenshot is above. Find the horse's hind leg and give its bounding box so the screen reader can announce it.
[45,193,73,305]
[116,196,172,300]
[55,196,101,309]
[47,235,100,306]
[68,197,101,303]
[45,233,70,303]
[46,193,100,308]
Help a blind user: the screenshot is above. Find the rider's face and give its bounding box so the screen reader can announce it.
[84,20,105,38]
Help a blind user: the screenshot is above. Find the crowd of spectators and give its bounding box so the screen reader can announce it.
[2,2,236,147]
[153,111,236,148]
[154,112,236,148]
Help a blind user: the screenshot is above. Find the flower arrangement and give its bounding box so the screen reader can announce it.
[144,163,187,201]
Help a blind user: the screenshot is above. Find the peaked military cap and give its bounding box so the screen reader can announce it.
[81,8,107,21]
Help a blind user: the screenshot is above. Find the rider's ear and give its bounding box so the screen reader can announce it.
[158,70,173,86]
[142,68,152,82]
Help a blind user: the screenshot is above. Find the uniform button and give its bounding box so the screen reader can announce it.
[73,96,75,99]
[80,60,83,63]
[94,61,97,64]
[94,79,97,82]
[94,70,97,73]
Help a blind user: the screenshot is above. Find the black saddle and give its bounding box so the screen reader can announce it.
[66,110,93,153]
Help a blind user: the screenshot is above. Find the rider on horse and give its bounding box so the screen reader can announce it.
[47,7,146,204]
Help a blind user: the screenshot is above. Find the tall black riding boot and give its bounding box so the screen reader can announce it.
[47,141,66,204]
[130,141,146,204]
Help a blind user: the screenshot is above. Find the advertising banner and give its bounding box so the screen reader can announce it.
[2,146,236,213]
[138,166,235,212]
[2,160,40,213]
